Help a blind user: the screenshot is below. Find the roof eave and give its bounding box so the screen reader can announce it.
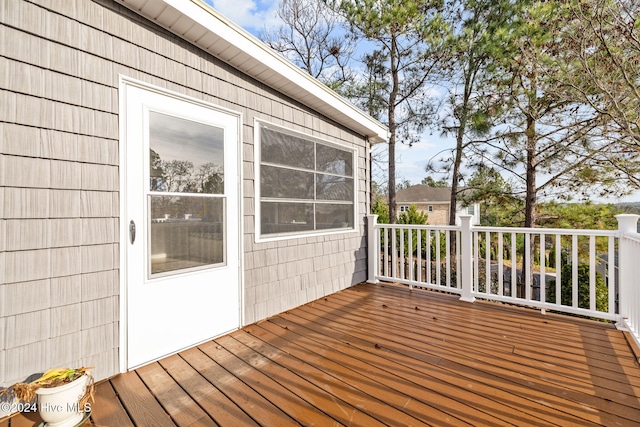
[115,0,389,144]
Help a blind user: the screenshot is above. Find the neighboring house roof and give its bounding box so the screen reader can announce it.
[396,185,452,204]
[117,0,388,143]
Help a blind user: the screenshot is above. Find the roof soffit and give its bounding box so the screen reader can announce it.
[116,0,388,143]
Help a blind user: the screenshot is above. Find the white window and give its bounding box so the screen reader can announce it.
[399,205,409,212]
[256,122,356,239]
[467,205,475,215]
[428,205,433,212]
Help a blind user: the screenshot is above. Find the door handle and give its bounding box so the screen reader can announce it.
[129,220,136,244]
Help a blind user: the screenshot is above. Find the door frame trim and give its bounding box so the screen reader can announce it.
[118,75,245,373]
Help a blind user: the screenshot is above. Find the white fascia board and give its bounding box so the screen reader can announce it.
[119,0,388,143]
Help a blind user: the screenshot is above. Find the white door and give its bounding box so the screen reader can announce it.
[123,83,241,369]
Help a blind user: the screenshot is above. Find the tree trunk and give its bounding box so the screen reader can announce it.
[388,35,400,224]
[524,69,538,293]
[450,146,462,226]
[450,105,468,226]
[524,114,537,228]
[450,75,472,226]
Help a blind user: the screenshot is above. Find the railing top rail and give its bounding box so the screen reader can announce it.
[471,225,618,237]
[374,223,460,231]
[622,232,640,244]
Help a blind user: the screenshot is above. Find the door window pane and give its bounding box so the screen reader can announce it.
[149,196,225,275]
[149,112,224,194]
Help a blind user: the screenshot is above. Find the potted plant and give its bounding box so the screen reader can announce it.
[0,367,94,427]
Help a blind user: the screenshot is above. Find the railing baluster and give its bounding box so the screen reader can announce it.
[391,227,397,279]
[572,234,578,308]
[417,229,422,284]
[485,231,491,294]
[408,229,413,286]
[456,230,461,289]
[590,235,596,312]
[525,233,531,301]
[608,235,615,315]
[511,232,517,298]
[474,231,479,293]
[555,234,562,305]
[498,232,504,296]
[399,228,405,280]
[446,231,451,288]
[540,233,546,304]
[383,227,389,278]
[436,231,441,287]
[426,230,432,284]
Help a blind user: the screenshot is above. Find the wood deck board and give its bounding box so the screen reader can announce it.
[263,314,531,426]
[245,322,441,426]
[315,291,631,386]
[88,282,640,426]
[334,286,634,363]
[310,290,640,402]
[331,286,640,378]
[90,379,134,427]
[272,303,605,426]
[214,334,349,427]
[157,354,258,427]
[198,338,339,426]
[136,362,216,427]
[230,330,393,427]
[179,347,298,427]
[109,371,176,427]
[311,287,640,423]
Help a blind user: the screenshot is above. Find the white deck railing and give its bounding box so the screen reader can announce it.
[372,224,462,295]
[617,215,640,347]
[367,214,640,347]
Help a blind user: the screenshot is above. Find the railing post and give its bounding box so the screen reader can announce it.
[459,215,475,303]
[615,214,640,329]
[367,214,379,284]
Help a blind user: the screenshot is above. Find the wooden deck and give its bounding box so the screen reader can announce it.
[5,282,640,426]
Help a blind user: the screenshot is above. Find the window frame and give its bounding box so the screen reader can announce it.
[254,120,358,242]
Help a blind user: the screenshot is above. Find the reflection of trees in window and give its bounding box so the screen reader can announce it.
[261,165,314,199]
[196,163,224,194]
[316,144,353,176]
[150,150,223,194]
[150,149,165,190]
[261,128,314,169]
[316,174,353,201]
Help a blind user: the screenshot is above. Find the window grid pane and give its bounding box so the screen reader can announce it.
[260,125,355,236]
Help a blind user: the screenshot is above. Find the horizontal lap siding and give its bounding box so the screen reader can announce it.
[0,0,369,385]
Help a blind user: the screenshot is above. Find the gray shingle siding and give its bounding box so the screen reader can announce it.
[1,0,369,386]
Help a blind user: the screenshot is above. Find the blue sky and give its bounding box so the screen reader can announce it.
[203,0,450,187]
[203,0,638,204]
[203,0,281,30]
